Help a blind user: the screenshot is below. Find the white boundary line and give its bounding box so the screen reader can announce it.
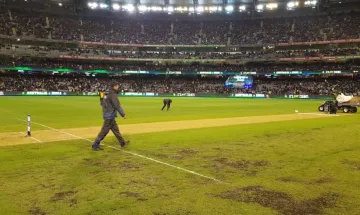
[297,113,340,117]
[17,118,225,184]
[19,132,42,143]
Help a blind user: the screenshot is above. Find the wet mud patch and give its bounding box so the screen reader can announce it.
[217,186,339,215]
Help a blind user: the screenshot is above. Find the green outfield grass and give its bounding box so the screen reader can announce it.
[0,97,360,215]
[0,96,319,132]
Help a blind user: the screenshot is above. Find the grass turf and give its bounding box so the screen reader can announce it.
[0,97,359,215]
[0,96,319,132]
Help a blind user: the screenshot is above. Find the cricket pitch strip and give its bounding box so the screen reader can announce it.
[0,113,339,146]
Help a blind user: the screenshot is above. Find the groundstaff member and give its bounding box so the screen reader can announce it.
[92,82,129,150]
[161,98,172,111]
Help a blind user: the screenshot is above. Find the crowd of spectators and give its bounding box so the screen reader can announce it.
[256,79,360,95]
[1,44,359,61]
[1,74,359,95]
[1,57,360,72]
[0,9,359,45]
[0,75,226,94]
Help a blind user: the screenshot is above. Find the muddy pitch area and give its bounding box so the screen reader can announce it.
[0,113,336,146]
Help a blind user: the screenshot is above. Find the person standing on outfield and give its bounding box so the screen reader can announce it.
[92,82,129,150]
[161,98,172,111]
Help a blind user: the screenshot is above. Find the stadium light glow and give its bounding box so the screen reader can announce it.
[112,3,120,10]
[218,6,222,11]
[123,4,135,12]
[239,5,246,11]
[88,2,98,9]
[287,1,299,9]
[138,5,149,12]
[99,3,108,9]
[175,6,188,12]
[167,6,174,14]
[196,6,204,13]
[256,4,264,11]
[305,0,317,6]
[225,5,234,12]
[266,3,278,9]
[58,3,62,6]
[188,7,195,13]
[209,6,218,12]
[151,6,162,11]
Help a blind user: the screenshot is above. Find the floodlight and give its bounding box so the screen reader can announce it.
[58,3,62,6]
[189,7,195,12]
[239,5,246,11]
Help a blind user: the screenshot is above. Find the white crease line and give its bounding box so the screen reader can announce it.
[297,113,340,117]
[19,132,42,143]
[17,118,225,184]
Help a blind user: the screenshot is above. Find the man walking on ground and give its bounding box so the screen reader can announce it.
[161,98,172,111]
[92,82,129,150]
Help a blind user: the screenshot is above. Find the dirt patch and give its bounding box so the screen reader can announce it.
[277,177,302,183]
[120,191,141,197]
[214,158,268,170]
[137,198,148,202]
[126,180,154,187]
[0,113,338,146]
[120,162,140,170]
[217,186,339,215]
[342,159,360,171]
[177,148,198,155]
[311,177,335,184]
[70,198,77,207]
[153,153,184,160]
[50,191,76,202]
[39,183,56,189]
[28,207,46,215]
[153,210,192,215]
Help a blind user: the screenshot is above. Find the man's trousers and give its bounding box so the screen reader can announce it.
[93,118,125,147]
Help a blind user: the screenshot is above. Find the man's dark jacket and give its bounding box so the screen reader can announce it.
[101,89,125,120]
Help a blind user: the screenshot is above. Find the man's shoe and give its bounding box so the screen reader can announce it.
[92,146,104,151]
[121,141,130,148]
